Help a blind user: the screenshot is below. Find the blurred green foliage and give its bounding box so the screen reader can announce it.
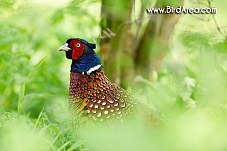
[1,0,227,151]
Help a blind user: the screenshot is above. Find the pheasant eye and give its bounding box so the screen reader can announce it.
[76,43,81,48]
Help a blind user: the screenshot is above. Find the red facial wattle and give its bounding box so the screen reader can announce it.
[70,40,85,60]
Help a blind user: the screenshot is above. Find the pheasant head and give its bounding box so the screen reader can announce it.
[58,38,101,73]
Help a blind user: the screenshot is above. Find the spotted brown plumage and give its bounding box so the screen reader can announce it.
[58,38,160,129]
[69,67,136,127]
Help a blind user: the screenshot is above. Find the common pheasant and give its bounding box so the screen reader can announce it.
[58,38,159,129]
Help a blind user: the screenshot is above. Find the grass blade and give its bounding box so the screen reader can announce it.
[56,141,71,151]
[18,82,26,112]
[33,108,45,131]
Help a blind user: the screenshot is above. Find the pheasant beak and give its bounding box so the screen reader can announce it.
[58,43,71,51]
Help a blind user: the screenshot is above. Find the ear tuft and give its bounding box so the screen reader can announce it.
[89,43,96,49]
[78,39,96,49]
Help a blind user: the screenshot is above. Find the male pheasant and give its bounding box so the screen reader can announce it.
[58,38,159,129]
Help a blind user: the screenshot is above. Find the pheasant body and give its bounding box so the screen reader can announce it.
[69,66,137,127]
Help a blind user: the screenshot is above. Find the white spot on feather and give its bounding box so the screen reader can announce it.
[104,110,108,114]
[89,104,93,108]
[121,103,126,107]
[108,100,114,103]
[97,112,101,117]
[114,102,119,107]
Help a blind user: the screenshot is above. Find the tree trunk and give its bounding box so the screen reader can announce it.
[100,0,133,86]
[135,0,184,82]
[100,0,184,86]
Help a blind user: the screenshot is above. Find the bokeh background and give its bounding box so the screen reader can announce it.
[1,0,227,151]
